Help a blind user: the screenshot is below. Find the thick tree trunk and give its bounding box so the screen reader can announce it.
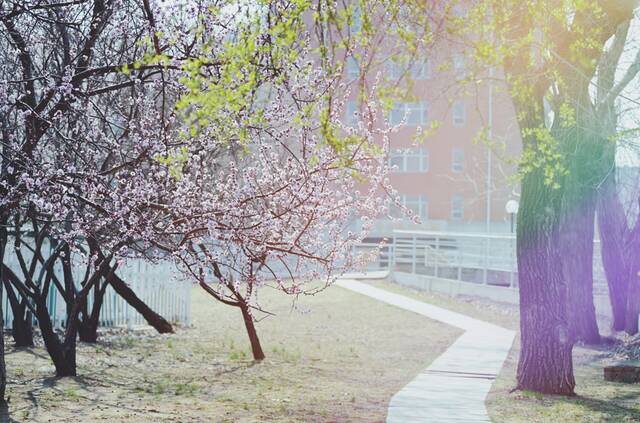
[597,170,630,331]
[516,168,575,395]
[625,277,640,335]
[560,186,600,344]
[78,320,99,343]
[3,279,34,347]
[557,117,602,344]
[239,302,265,361]
[11,308,33,348]
[78,281,108,343]
[35,297,76,377]
[108,272,173,334]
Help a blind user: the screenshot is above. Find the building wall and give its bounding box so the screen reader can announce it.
[354,45,523,236]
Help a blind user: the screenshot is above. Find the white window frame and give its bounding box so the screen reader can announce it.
[410,59,431,80]
[388,59,431,81]
[390,102,428,126]
[451,195,465,221]
[404,194,429,220]
[453,100,465,126]
[453,54,466,80]
[346,57,359,80]
[351,6,362,33]
[392,194,429,220]
[345,101,359,127]
[451,148,465,173]
[389,147,429,173]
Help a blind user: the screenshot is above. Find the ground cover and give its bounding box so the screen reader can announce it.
[2,284,459,422]
[364,278,640,422]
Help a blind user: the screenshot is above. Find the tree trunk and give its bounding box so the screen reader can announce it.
[78,281,109,343]
[559,185,600,344]
[0,280,5,402]
[78,320,99,343]
[516,168,575,395]
[0,221,6,402]
[108,272,173,334]
[597,170,630,331]
[35,297,76,377]
[556,113,603,344]
[2,279,34,347]
[625,275,640,335]
[11,308,33,348]
[239,302,265,361]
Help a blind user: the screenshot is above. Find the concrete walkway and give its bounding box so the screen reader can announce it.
[335,279,516,423]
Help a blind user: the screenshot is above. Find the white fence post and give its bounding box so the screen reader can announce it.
[411,234,417,274]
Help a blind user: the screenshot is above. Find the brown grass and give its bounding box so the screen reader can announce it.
[362,278,640,422]
[487,339,640,423]
[3,284,460,422]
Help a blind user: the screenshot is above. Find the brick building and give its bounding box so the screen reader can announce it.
[346,40,522,237]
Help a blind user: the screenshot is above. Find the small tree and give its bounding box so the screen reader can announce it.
[140,0,407,360]
[0,0,178,377]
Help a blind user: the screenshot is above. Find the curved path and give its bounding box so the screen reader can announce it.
[336,279,515,423]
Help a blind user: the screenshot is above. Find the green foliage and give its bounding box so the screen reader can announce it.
[519,126,568,189]
[146,1,442,177]
[458,0,625,187]
[155,147,189,180]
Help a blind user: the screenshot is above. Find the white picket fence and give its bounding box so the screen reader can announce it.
[2,252,192,330]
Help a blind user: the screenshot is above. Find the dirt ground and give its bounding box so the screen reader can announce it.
[2,284,460,422]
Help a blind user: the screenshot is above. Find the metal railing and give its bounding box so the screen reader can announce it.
[355,229,609,292]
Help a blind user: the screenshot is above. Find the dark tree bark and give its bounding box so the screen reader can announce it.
[78,279,109,343]
[10,306,33,348]
[239,301,265,361]
[0,219,8,401]
[2,270,34,347]
[32,242,112,377]
[108,272,173,334]
[36,295,78,377]
[516,167,575,395]
[199,275,264,361]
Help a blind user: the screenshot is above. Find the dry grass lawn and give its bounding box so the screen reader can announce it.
[363,279,640,423]
[3,283,460,422]
[487,339,640,423]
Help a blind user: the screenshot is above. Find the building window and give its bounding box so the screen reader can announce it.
[392,194,428,219]
[350,6,362,33]
[451,148,464,173]
[389,148,429,172]
[451,195,465,220]
[346,57,359,80]
[388,59,431,81]
[405,194,428,219]
[411,59,431,80]
[390,102,428,126]
[453,54,466,80]
[345,101,359,126]
[453,100,465,126]
[388,61,404,81]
